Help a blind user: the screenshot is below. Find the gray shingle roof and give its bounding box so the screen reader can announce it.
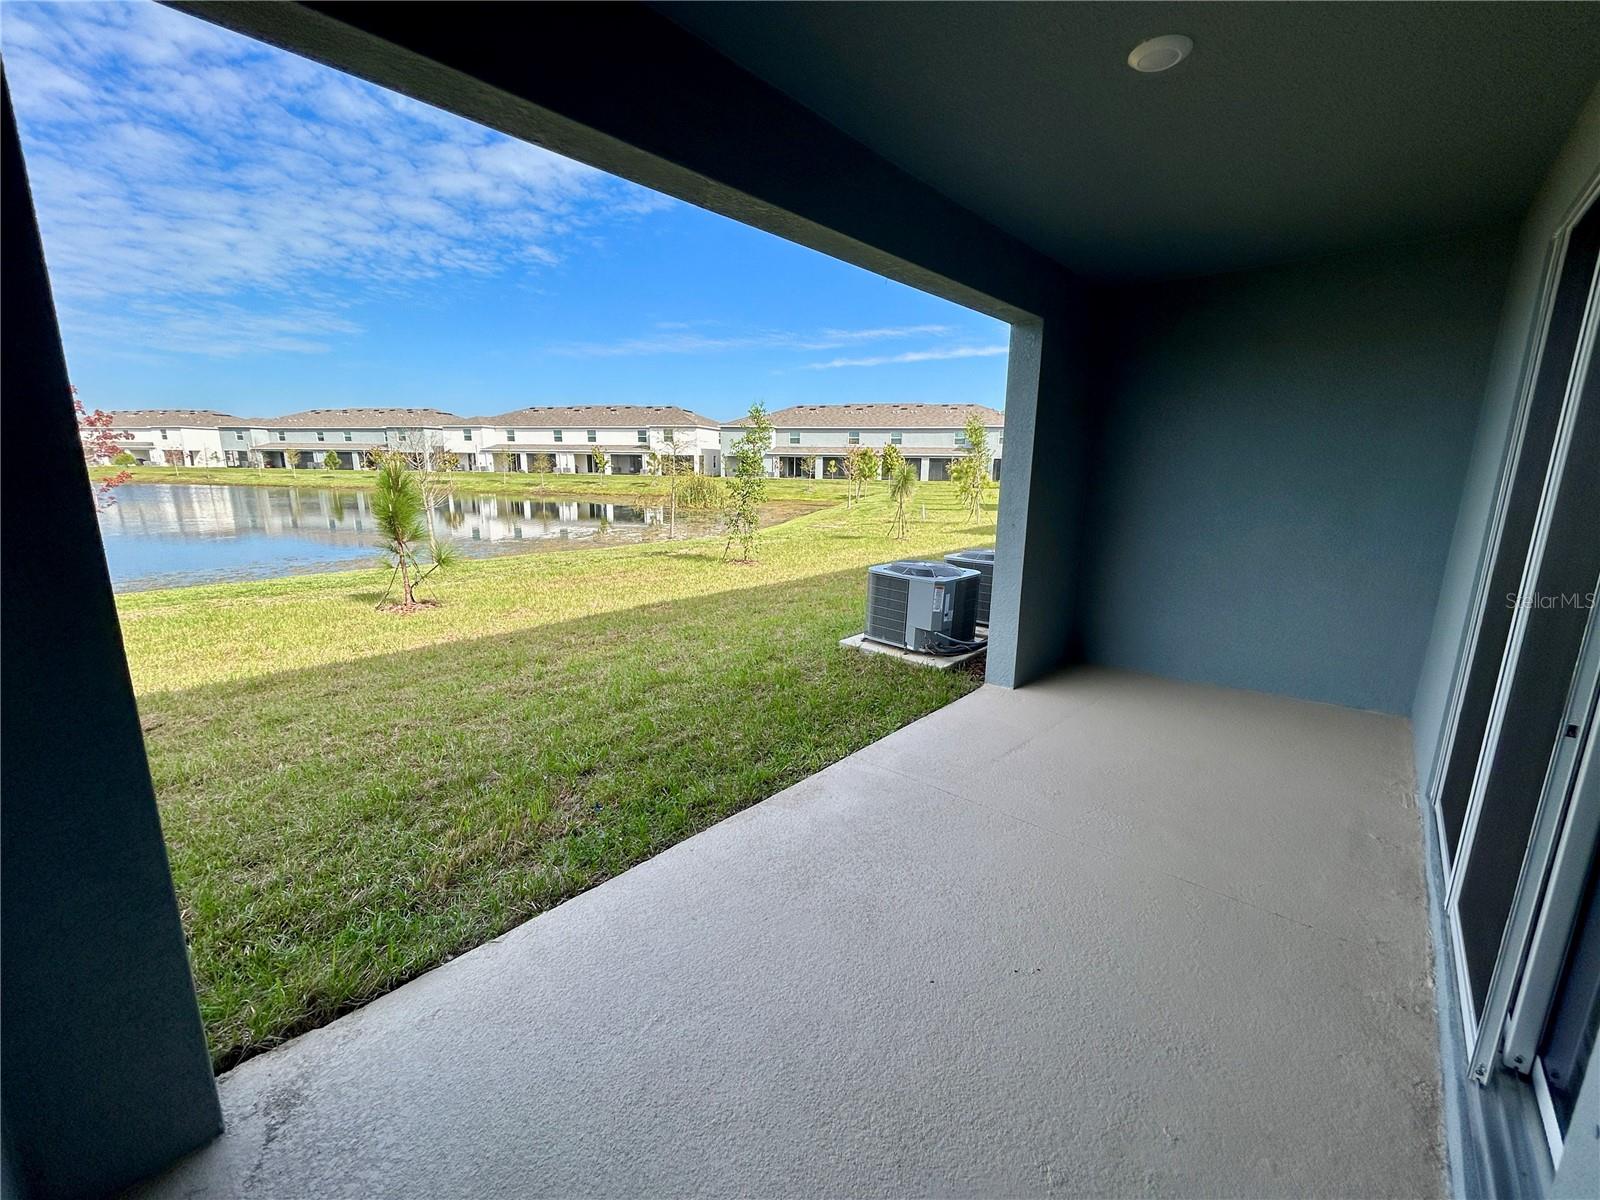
[103,409,248,429]
[261,408,468,429]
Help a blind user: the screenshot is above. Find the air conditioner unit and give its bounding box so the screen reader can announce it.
[864,560,980,652]
[944,547,995,627]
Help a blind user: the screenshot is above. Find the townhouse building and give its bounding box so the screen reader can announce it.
[475,405,720,475]
[89,405,723,473]
[247,407,469,470]
[91,410,253,467]
[720,402,1004,480]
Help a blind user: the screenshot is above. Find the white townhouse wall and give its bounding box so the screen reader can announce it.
[90,405,725,474]
[87,410,240,466]
[252,408,468,469]
[436,421,483,467]
[476,405,721,475]
[720,403,1005,481]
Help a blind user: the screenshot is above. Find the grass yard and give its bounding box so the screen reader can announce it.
[119,479,995,1069]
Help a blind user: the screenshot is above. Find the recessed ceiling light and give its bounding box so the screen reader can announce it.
[1128,34,1193,73]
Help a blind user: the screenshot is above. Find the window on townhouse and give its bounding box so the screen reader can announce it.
[637,429,648,444]
[848,431,860,445]
[277,431,286,442]
[955,430,969,447]
[891,431,902,445]
[316,431,325,442]
[159,429,168,439]
[344,432,352,442]
[586,430,597,442]
[507,429,516,442]
[554,430,563,443]
[789,432,800,445]
[463,429,472,441]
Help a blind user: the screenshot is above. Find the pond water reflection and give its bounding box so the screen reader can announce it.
[98,483,725,592]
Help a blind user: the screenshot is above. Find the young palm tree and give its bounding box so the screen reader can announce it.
[373,457,454,607]
[889,461,916,539]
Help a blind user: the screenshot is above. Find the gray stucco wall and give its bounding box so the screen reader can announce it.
[1410,83,1600,787]
[1077,230,1516,715]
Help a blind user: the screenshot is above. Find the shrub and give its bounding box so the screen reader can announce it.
[323,452,340,471]
[842,445,882,506]
[111,450,137,466]
[723,402,772,562]
[678,473,728,510]
[951,412,992,520]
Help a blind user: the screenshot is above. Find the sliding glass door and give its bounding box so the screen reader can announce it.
[1435,186,1599,1092]
[1433,201,1600,870]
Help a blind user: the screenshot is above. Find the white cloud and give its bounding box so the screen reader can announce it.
[552,324,955,357]
[2,0,671,357]
[58,300,364,358]
[804,345,1010,369]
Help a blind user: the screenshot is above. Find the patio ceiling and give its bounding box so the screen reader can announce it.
[660,1,1600,279]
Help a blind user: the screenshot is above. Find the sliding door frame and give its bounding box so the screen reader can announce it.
[1429,176,1600,875]
[1441,229,1600,1082]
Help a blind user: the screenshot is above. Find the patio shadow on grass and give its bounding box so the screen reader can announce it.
[144,564,985,1070]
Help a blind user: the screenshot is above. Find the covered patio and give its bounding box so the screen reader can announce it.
[258,444,363,469]
[3,4,1598,1199]
[134,669,1439,1198]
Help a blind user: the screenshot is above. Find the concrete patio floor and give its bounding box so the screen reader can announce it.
[135,668,1442,1198]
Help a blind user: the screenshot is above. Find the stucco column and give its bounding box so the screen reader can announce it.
[813,456,824,479]
[986,309,1094,689]
[918,456,930,482]
[1,83,222,1197]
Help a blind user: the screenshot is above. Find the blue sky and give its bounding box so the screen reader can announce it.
[3,1,1009,421]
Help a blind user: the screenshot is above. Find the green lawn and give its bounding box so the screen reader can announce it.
[119,479,994,1069]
